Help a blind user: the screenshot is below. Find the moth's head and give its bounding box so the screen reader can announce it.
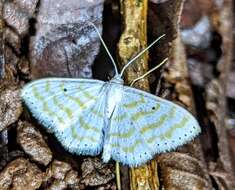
[110,75,124,85]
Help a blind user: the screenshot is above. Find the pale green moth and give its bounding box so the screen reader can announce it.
[21,23,201,167]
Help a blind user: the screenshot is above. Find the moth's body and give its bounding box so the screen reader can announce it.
[105,75,124,119]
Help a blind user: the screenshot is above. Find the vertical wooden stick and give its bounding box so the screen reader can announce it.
[116,162,122,190]
[117,0,160,189]
[118,0,149,90]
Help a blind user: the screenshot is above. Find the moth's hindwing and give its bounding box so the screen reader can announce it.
[106,86,201,166]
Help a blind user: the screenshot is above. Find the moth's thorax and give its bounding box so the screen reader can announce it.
[105,81,123,119]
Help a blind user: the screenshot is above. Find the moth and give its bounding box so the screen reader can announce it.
[21,23,201,167]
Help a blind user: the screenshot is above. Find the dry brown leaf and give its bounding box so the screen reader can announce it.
[3,2,32,36]
[0,1,4,78]
[4,27,21,54]
[0,158,43,190]
[43,160,81,189]
[160,168,211,190]
[81,158,115,187]
[0,86,22,132]
[157,152,206,177]
[95,181,117,190]
[17,121,53,166]
[13,0,39,15]
[30,0,104,79]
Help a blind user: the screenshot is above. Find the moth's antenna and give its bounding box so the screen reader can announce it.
[88,22,119,75]
[120,34,166,77]
[130,58,168,86]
